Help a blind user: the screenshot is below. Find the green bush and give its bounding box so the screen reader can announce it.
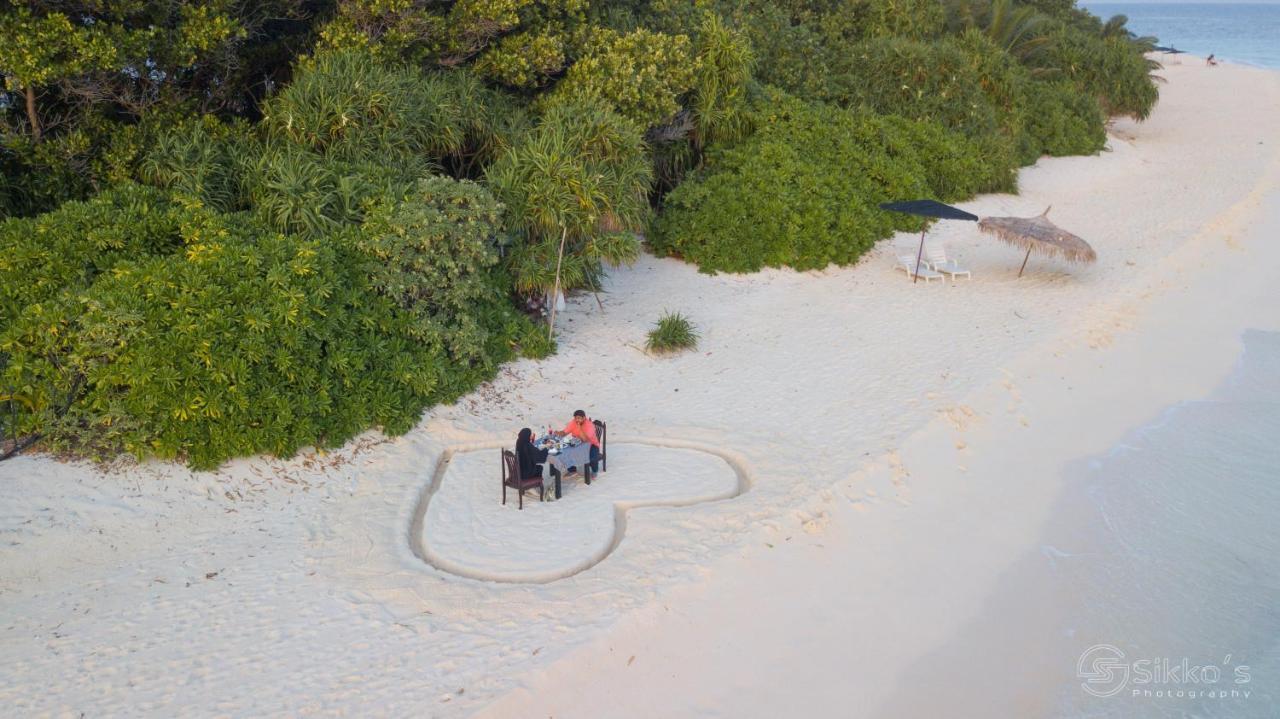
[859,0,946,39]
[7,227,393,466]
[241,142,425,239]
[474,29,568,89]
[1020,79,1106,158]
[137,115,254,211]
[544,27,698,128]
[650,94,1000,273]
[433,70,532,179]
[353,176,513,365]
[515,320,557,360]
[0,194,529,468]
[0,183,185,326]
[689,13,755,152]
[815,0,946,42]
[875,114,1013,198]
[646,311,699,354]
[1039,22,1160,120]
[825,34,1016,141]
[715,2,835,100]
[0,125,99,216]
[261,47,466,163]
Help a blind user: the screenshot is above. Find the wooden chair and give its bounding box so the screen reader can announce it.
[502,449,544,509]
[592,419,607,473]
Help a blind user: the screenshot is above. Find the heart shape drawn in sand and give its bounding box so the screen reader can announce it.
[409,440,749,583]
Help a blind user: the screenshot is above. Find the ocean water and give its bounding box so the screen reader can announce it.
[1048,328,1280,716]
[874,330,1280,717]
[1085,3,1280,68]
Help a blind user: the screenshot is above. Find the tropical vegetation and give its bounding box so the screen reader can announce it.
[1,0,1160,466]
[646,311,700,355]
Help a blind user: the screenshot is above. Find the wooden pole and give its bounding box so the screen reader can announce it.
[913,228,927,284]
[1018,247,1032,277]
[24,86,41,143]
[548,227,568,341]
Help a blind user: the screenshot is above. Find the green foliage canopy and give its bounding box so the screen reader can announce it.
[0,0,1165,467]
[651,92,1004,273]
[487,98,650,293]
[0,185,530,468]
[354,177,513,365]
[545,27,698,128]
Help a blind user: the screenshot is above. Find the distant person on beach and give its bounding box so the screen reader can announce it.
[553,410,601,473]
[1206,54,1218,66]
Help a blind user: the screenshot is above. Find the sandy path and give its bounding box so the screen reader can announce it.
[2,57,1278,717]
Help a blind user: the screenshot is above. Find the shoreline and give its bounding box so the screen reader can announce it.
[3,55,1280,717]
[876,327,1280,716]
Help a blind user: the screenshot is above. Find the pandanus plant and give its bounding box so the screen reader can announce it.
[486,99,651,332]
[948,0,1054,68]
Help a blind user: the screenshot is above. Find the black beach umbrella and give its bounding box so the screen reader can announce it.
[879,200,980,283]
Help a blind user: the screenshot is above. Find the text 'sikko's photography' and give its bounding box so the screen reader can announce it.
[2,0,1278,717]
[1078,644,1252,700]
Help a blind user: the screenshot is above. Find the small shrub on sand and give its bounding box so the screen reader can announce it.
[646,312,699,354]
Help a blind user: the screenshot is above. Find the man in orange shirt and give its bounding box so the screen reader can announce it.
[557,409,601,474]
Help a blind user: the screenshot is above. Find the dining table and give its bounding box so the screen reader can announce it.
[538,436,594,500]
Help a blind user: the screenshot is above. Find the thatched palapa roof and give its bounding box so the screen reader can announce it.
[977,207,1097,265]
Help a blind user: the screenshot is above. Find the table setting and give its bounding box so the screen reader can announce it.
[536,432,594,500]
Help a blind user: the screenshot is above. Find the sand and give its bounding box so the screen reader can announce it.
[2,55,1279,717]
[416,443,744,583]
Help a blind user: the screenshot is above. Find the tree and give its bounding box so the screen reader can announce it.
[0,2,247,139]
[948,0,1054,66]
[0,0,317,216]
[543,27,698,129]
[688,13,754,153]
[318,0,590,66]
[486,98,650,297]
[0,7,117,141]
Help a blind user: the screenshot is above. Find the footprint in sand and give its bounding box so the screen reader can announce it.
[410,442,748,583]
[938,405,978,431]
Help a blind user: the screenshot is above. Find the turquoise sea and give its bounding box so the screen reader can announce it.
[1085,3,1280,68]
[876,331,1280,717]
[1048,329,1280,716]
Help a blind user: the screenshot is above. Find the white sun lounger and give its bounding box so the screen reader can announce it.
[897,254,944,283]
[926,246,971,280]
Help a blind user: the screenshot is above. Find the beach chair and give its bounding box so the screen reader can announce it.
[926,246,971,281]
[502,448,544,509]
[593,419,607,473]
[897,255,944,283]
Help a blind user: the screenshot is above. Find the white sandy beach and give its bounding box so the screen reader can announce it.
[2,55,1279,717]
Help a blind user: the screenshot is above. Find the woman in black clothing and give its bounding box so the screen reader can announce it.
[517,427,561,500]
[516,428,548,479]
